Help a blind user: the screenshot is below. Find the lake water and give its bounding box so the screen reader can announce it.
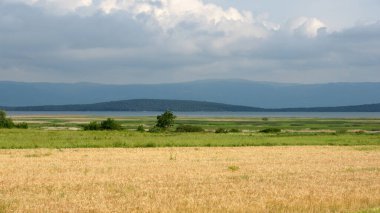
[7,111,380,118]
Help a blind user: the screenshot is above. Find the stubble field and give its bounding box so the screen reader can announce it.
[1,146,380,212]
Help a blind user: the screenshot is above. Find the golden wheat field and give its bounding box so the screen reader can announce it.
[1,146,380,212]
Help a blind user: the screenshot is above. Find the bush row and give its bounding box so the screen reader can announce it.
[83,118,123,131]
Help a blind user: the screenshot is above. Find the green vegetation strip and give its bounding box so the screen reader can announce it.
[15,116,380,131]
[0,129,379,149]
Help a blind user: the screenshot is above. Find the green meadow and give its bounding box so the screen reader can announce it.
[0,129,380,149]
[0,115,379,149]
[10,115,380,131]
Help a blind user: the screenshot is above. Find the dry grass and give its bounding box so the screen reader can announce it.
[0,147,380,212]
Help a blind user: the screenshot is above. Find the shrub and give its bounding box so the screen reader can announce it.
[137,125,145,132]
[259,128,281,133]
[148,126,163,133]
[15,122,28,129]
[83,121,101,131]
[176,125,204,132]
[83,118,122,131]
[262,117,269,121]
[100,118,123,130]
[156,110,176,129]
[0,118,14,128]
[0,110,5,119]
[215,128,228,133]
[0,110,15,129]
[229,128,241,133]
[0,110,28,129]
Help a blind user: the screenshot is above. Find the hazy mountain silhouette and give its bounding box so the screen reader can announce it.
[1,80,380,108]
[2,99,380,112]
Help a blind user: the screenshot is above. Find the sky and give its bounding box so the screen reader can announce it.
[0,0,380,84]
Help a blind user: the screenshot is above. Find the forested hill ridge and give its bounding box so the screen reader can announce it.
[2,80,380,108]
[1,99,380,112]
[0,99,263,112]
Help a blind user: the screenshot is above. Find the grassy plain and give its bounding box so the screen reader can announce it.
[1,115,380,149]
[10,114,380,131]
[0,129,380,149]
[1,147,380,212]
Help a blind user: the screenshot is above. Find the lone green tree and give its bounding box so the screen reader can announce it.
[155,110,176,129]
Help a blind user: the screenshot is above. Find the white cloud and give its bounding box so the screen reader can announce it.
[2,0,321,44]
[1,0,284,53]
[89,0,282,54]
[286,17,327,38]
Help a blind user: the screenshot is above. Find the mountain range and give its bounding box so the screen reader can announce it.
[1,80,380,108]
[1,99,380,112]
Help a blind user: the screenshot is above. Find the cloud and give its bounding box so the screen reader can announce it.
[0,0,379,84]
[286,17,327,37]
[6,0,278,47]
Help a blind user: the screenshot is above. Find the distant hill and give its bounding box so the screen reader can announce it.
[1,80,380,108]
[0,99,263,112]
[1,99,380,112]
[278,103,380,112]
